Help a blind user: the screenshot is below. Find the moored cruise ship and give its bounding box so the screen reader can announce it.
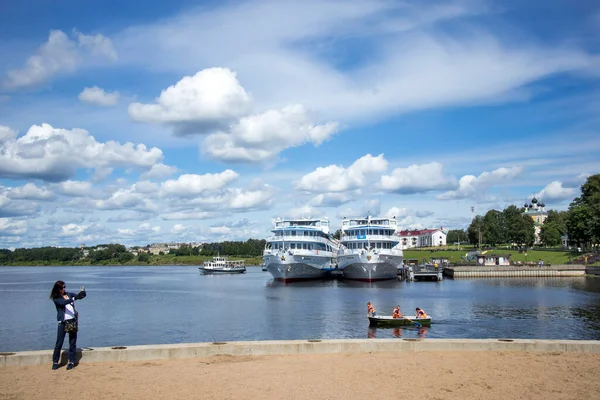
[263,217,339,282]
[337,215,403,281]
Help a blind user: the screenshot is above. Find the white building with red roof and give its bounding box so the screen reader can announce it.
[396,228,447,248]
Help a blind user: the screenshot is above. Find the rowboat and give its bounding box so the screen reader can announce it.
[368,315,431,327]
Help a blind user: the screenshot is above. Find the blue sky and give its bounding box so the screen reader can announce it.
[0,0,599,248]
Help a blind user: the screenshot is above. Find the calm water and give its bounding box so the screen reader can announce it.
[1,266,600,352]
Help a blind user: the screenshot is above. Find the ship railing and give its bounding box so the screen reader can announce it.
[337,248,403,256]
[341,234,400,242]
[263,248,335,257]
[265,235,334,245]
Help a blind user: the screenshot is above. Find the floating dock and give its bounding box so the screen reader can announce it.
[444,265,586,279]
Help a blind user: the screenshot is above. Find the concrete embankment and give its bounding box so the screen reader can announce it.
[2,338,600,367]
[445,265,586,278]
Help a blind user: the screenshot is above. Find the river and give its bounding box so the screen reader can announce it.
[1,266,599,351]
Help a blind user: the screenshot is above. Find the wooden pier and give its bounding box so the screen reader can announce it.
[401,266,444,281]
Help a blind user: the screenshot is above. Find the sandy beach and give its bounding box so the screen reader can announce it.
[2,351,600,400]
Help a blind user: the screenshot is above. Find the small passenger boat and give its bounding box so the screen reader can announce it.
[368,315,432,327]
[199,257,246,274]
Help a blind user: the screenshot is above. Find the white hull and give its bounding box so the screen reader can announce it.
[338,252,403,281]
[263,253,336,282]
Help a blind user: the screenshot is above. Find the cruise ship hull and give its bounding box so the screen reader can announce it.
[264,254,335,282]
[338,253,403,281]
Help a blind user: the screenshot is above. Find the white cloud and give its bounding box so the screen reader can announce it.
[381,162,457,194]
[438,166,523,200]
[116,0,593,124]
[107,211,153,223]
[140,163,178,180]
[94,188,156,212]
[203,104,338,163]
[536,181,578,201]
[0,126,16,143]
[3,30,117,90]
[7,183,54,200]
[78,86,120,106]
[117,223,161,236]
[129,68,252,133]
[229,188,274,210]
[55,180,93,197]
[160,170,239,197]
[310,192,357,207]
[0,218,27,235]
[0,123,164,182]
[160,211,221,221]
[297,154,387,192]
[60,223,88,237]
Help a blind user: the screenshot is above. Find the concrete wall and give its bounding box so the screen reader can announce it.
[2,339,600,367]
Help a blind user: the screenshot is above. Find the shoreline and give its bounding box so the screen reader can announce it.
[3,338,600,367]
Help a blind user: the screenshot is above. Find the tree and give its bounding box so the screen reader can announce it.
[503,205,524,245]
[511,215,535,247]
[539,224,561,247]
[482,210,505,246]
[333,229,341,240]
[138,253,150,263]
[446,229,466,245]
[567,174,600,248]
[467,216,484,247]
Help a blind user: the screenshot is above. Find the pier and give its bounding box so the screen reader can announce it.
[444,265,586,279]
[402,265,444,281]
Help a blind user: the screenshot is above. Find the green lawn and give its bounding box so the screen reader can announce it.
[402,248,579,265]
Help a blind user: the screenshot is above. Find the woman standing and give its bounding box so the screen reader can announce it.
[49,280,86,370]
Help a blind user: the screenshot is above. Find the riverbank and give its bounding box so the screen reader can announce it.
[2,350,599,399]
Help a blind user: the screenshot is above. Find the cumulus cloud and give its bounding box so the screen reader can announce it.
[0,218,27,236]
[160,170,239,197]
[310,192,357,207]
[129,68,252,133]
[129,67,338,163]
[94,187,157,212]
[3,30,117,90]
[297,154,387,192]
[203,104,339,162]
[0,123,164,182]
[6,183,54,200]
[140,163,178,180]
[107,211,153,223]
[380,162,457,194]
[438,166,523,200]
[160,211,221,221]
[55,180,93,197]
[117,223,161,236]
[78,86,120,106]
[60,223,88,237]
[536,181,578,201]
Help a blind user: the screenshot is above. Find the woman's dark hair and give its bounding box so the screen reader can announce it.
[50,280,65,299]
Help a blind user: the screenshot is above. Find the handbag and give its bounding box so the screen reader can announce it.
[64,318,78,333]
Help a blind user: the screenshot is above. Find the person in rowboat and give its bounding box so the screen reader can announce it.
[367,302,376,317]
[415,307,428,318]
[392,305,402,318]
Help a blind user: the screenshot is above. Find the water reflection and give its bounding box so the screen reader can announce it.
[418,326,428,338]
[393,327,402,338]
[367,327,377,338]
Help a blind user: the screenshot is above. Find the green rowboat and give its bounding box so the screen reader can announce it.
[368,315,432,327]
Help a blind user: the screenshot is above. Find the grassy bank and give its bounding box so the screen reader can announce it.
[402,248,593,265]
[0,254,264,267]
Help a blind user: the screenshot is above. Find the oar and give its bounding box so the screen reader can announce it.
[403,316,422,328]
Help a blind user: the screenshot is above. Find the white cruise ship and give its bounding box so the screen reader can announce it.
[337,215,403,281]
[263,217,339,282]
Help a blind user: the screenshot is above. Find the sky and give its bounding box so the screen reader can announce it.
[0,0,599,248]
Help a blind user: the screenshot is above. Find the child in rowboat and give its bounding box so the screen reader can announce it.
[392,305,402,318]
[367,302,376,317]
[415,307,428,318]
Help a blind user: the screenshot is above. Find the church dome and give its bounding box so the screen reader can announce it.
[531,197,538,204]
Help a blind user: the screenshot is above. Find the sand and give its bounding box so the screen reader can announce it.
[2,351,600,400]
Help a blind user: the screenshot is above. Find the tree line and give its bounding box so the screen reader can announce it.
[0,239,267,265]
[446,174,600,249]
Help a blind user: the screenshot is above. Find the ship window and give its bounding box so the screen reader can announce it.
[303,243,308,249]
[377,242,382,248]
[291,231,296,236]
[290,243,296,249]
